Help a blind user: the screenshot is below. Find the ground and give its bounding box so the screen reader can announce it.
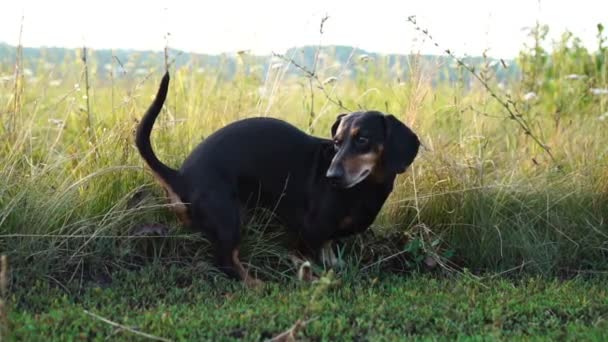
[7,266,608,341]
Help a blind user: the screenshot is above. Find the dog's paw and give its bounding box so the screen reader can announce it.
[319,243,344,269]
[297,261,319,282]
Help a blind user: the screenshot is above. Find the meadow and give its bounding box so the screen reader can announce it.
[1,23,608,340]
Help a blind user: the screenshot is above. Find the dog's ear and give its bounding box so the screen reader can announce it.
[383,115,420,174]
[331,113,348,137]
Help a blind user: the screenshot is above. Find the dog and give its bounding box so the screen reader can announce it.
[136,72,420,286]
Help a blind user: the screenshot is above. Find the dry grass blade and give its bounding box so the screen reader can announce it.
[406,15,556,164]
[268,319,306,342]
[83,310,172,342]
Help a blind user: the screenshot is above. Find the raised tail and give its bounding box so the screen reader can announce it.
[135,72,180,194]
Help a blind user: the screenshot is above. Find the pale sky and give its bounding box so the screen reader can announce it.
[0,0,606,58]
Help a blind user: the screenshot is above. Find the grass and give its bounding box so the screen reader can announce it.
[8,269,608,340]
[1,22,608,339]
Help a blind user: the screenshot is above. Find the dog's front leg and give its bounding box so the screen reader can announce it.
[319,241,344,269]
[288,253,318,282]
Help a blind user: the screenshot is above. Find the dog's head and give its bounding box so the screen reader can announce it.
[326,111,420,188]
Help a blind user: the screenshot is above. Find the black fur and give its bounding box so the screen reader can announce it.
[383,115,420,174]
[136,72,420,281]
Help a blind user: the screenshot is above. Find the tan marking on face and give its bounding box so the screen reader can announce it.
[151,171,191,226]
[350,126,360,137]
[232,249,263,288]
[342,151,380,179]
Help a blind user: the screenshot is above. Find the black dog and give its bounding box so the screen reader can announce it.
[136,72,420,285]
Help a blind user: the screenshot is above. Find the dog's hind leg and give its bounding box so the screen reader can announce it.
[192,193,262,287]
[230,248,263,287]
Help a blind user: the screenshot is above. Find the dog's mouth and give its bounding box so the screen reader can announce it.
[340,169,371,189]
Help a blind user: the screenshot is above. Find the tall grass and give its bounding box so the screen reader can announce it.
[1,24,608,289]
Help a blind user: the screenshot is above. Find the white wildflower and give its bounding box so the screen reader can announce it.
[322,76,338,85]
[590,88,608,96]
[523,92,537,101]
[565,74,586,80]
[0,75,14,82]
[48,118,64,127]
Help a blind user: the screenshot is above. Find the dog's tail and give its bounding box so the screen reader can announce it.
[136,72,180,194]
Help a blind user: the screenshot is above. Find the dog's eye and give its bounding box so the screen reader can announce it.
[355,136,369,146]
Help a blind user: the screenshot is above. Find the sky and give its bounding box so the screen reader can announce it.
[0,0,606,58]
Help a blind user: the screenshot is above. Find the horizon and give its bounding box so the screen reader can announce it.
[1,1,607,59]
[0,42,520,60]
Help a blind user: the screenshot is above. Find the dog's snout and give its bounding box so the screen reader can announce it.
[326,166,344,182]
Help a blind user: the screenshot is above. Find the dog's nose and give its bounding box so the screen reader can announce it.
[326,166,344,183]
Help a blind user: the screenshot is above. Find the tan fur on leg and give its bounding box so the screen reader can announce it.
[232,249,263,288]
[288,253,318,282]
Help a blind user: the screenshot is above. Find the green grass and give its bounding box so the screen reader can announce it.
[1,22,608,339]
[8,269,608,340]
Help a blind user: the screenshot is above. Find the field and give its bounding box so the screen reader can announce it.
[2,23,608,340]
